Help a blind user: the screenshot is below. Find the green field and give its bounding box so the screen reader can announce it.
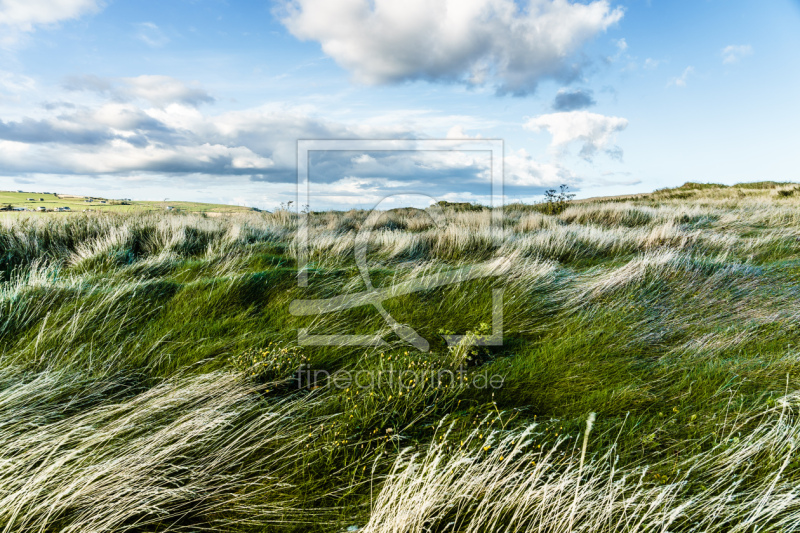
[0,190,256,214]
[2,181,800,531]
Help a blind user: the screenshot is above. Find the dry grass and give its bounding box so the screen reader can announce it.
[0,369,336,532]
[365,396,800,533]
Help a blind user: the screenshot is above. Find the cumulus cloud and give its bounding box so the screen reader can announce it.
[63,74,215,107]
[552,88,596,111]
[525,110,628,160]
[278,0,623,95]
[721,44,752,64]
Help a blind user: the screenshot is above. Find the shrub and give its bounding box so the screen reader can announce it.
[535,184,575,216]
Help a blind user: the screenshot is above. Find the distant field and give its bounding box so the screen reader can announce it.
[0,190,256,214]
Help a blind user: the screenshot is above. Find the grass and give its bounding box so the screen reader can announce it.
[2,182,800,530]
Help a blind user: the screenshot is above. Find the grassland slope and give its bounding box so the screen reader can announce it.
[1,182,800,531]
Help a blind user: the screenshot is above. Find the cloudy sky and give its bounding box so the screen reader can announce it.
[0,0,798,210]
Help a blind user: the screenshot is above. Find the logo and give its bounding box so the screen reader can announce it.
[289,139,505,352]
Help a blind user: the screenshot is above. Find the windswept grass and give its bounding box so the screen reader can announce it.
[1,182,800,530]
[0,370,333,532]
[366,396,800,533]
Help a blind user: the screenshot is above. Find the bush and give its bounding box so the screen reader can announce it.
[535,184,575,216]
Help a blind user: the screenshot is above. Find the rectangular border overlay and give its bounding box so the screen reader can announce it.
[295,139,504,349]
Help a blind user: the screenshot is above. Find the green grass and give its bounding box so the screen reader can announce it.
[2,183,800,531]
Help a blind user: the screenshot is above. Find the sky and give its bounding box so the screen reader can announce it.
[0,0,799,210]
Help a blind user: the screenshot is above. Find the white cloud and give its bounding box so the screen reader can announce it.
[524,110,628,160]
[0,72,598,205]
[0,90,404,180]
[121,75,213,107]
[504,149,574,186]
[278,0,623,94]
[721,44,752,64]
[668,66,693,88]
[30,142,273,175]
[0,0,99,30]
[63,74,215,108]
[0,0,100,45]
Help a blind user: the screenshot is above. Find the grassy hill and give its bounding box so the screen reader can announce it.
[0,190,256,214]
[1,181,800,531]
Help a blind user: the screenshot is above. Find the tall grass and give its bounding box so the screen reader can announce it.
[1,183,800,530]
[0,369,339,532]
[366,396,800,533]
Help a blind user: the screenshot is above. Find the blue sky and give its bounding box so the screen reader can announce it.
[0,0,798,210]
